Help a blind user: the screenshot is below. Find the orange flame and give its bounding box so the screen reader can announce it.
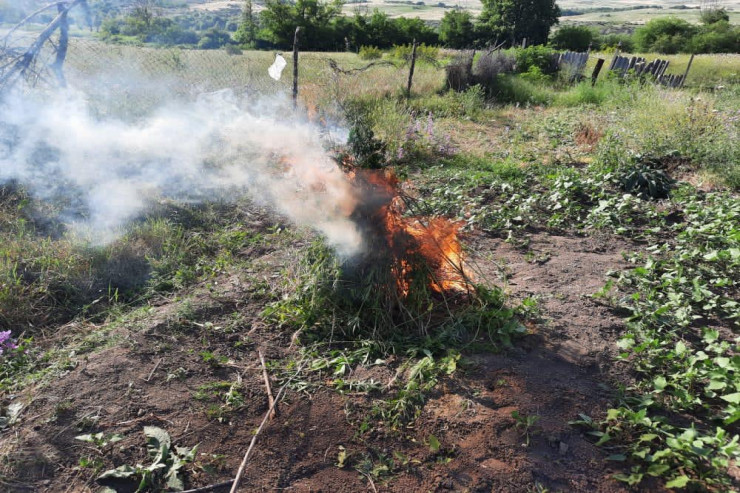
[354,169,472,297]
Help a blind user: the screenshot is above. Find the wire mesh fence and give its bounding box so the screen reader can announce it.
[2,26,446,118]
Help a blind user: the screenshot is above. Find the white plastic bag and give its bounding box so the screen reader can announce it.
[268,54,287,81]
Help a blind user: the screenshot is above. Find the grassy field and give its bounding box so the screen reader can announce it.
[1,40,739,492]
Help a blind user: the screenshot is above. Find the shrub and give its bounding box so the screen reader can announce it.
[473,50,516,84]
[634,17,696,54]
[345,101,387,169]
[550,25,594,52]
[390,43,439,63]
[689,21,740,54]
[445,52,475,91]
[514,45,558,74]
[359,45,383,60]
[598,33,634,53]
[224,44,242,55]
[700,7,730,25]
[196,28,232,49]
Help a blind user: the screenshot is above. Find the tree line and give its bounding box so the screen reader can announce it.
[237,0,560,50]
[92,0,738,54]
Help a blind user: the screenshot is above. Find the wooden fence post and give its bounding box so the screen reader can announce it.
[406,39,417,97]
[679,54,694,89]
[608,49,620,71]
[591,58,605,86]
[292,26,300,110]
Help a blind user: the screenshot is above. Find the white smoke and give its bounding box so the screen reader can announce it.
[0,88,363,256]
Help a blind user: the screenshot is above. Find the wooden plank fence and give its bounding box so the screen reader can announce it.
[608,53,692,88]
[557,51,589,82]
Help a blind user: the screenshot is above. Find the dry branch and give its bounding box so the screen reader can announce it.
[0,0,86,90]
[258,350,276,420]
[327,58,397,75]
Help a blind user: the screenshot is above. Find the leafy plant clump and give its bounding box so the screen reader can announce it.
[96,426,198,492]
[620,163,674,200]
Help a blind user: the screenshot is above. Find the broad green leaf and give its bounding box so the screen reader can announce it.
[75,433,99,443]
[613,472,643,485]
[166,470,185,491]
[144,426,171,464]
[703,330,719,343]
[675,341,686,355]
[428,434,440,452]
[647,463,670,476]
[144,426,171,449]
[720,393,740,404]
[98,464,137,480]
[175,444,198,462]
[714,357,731,369]
[638,433,658,442]
[651,448,672,461]
[653,376,668,392]
[607,454,626,461]
[707,380,726,391]
[665,475,690,488]
[595,433,611,446]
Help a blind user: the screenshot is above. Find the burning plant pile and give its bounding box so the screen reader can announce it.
[267,155,509,341]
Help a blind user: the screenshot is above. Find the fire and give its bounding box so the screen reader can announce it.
[276,153,473,297]
[351,168,473,297]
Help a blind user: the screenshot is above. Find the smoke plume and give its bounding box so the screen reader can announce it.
[0,88,363,256]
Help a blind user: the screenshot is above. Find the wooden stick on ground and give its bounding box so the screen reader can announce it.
[229,377,290,493]
[258,350,276,420]
[145,358,163,382]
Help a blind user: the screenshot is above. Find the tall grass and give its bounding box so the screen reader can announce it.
[595,88,740,188]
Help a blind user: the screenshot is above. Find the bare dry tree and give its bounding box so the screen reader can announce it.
[700,0,726,17]
[0,0,91,92]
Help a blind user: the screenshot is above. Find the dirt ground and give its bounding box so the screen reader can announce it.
[1,229,642,492]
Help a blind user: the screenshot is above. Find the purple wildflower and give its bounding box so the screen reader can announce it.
[0,330,18,356]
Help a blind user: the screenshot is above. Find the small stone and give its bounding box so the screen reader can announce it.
[559,442,569,455]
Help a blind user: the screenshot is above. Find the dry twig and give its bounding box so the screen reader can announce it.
[258,350,277,420]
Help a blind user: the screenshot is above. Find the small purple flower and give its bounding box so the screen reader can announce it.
[397,146,405,160]
[0,330,18,356]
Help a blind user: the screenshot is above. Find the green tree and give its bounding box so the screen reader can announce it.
[260,0,343,50]
[234,0,257,46]
[476,0,560,47]
[439,9,475,48]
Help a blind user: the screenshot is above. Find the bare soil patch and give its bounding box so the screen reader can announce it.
[1,230,638,492]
